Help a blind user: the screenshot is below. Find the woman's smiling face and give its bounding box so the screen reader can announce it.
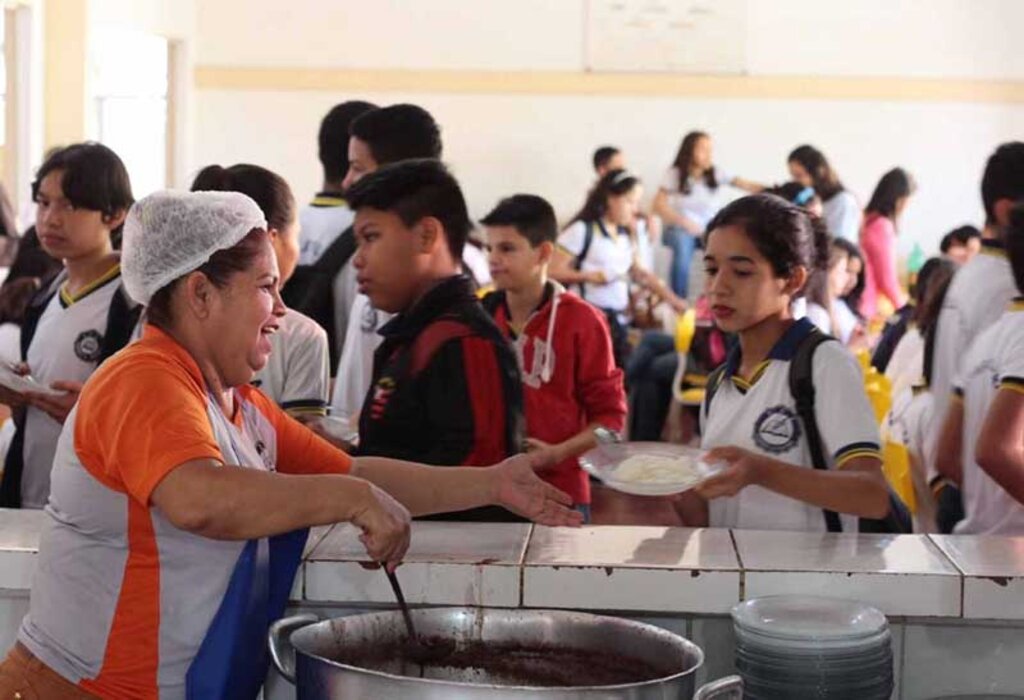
[202,237,286,387]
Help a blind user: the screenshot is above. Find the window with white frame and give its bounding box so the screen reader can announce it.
[89,28,169,197]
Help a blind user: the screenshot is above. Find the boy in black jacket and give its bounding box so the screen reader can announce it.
[346,159,527,521]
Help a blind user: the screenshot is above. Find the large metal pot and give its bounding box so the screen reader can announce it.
[269,607,742,699]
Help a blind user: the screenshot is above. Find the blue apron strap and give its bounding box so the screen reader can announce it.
[186,538,270,700]
[268,528,310,624]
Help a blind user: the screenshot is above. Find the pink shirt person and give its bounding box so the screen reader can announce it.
[860,212,908,317]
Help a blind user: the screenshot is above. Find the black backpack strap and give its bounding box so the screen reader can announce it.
[573,222,596,271]
[572,222,596,297]
[313,225,358,274]
[702,363,728,420]
[100,284,143,363]
[787,328,843,533]
[19,273,64,361]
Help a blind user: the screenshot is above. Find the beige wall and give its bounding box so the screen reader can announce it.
[191,0,1024,253]
[43,0,86,148]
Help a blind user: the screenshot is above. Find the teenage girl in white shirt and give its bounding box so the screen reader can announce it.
[686,193,889,530]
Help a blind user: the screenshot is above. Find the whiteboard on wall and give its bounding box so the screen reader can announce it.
[585,0,748,74]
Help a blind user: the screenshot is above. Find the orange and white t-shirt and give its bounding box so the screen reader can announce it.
[18,324,350,699]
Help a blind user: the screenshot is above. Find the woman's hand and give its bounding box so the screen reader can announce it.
[350,482,412,573]
[489,453,583,526]
[694,446,766,499]
[584,270,608,285]
[24,380,84,424]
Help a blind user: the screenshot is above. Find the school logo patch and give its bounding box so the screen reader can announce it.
[74,330,104,363]
[753,405,801,454]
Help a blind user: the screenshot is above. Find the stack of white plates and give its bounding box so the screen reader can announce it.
[731,596,894,699]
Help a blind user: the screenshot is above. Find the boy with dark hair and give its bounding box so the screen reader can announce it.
[0,142,140,508]
[480,194,626,520]
[329,103,490,445]
[592,146,624,178]
[343,104,443,189]
[284,99,377,370]
[936,202,1024,534]
[346,159,528,522]
[939,224,982,265]
[930,142,1024,525]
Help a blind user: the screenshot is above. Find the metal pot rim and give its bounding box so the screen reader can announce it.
[290,607,706,692]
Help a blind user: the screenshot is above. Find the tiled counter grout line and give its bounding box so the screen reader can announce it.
[728,529,745,602]
[926,533,968,621]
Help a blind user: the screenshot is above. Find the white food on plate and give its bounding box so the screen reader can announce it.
[611,454,700,484]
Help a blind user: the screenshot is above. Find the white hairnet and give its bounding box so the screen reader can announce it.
[121,190,268,305]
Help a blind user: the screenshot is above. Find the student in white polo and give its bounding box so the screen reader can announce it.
[687,194,889,531]
[282,100,376,373]
[936,203,1024,535]
[0,143,139,509]
[928,143,1024,499]
[550,169,641,368]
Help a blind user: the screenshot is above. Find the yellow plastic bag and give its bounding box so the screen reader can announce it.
[882,439,916,513]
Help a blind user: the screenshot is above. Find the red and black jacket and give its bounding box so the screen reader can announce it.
[356,275,526,521]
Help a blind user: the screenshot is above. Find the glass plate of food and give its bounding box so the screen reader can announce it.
[579,442,721,496]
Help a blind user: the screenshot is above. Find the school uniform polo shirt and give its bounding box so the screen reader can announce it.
[700,319,882,532]
[558,220,633,313]
[252,308,330,417]
[296,193,358,360]
[19,265,123,508]
[951,299,1024,535]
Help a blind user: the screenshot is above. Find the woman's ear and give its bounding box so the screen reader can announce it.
[783,265,809,298]
[182,271,215,320]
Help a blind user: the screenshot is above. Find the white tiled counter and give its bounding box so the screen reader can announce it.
[734,530,963,617]
[523,526,741,613]
[4,510,1024,698]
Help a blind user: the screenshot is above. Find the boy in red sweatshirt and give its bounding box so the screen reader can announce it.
[481,195,627,521]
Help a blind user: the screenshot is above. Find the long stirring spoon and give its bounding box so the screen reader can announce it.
[383,568,455,668]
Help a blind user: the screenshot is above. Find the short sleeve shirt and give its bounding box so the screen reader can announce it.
[559,220,633,312]
[951,301,1024,535]
[659,166,735,231]
[701,319,882,532]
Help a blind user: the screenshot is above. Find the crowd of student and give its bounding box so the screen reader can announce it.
[0,103,1020,538]
[0,96,1021,695]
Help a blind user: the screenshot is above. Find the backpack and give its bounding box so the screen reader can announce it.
[280,225,357,369]
[703,328,912,533]
[0,272,142,508]
[571,222,597,298]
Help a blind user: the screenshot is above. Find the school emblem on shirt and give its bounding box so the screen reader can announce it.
[369,376,396,420]
[74,330,104,363]
[753,405,801,454]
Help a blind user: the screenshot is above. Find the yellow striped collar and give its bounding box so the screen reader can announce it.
[730,359,771,391]
[310,194,347,208]
[59,263,121,307]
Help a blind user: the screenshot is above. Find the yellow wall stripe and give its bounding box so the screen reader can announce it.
[195,67,1024,104]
